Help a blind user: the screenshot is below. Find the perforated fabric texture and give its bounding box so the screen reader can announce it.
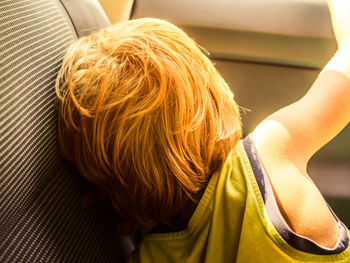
[0,0,128,262]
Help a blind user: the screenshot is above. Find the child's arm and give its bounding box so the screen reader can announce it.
[252,0,350,248]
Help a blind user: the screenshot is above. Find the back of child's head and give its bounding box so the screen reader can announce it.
[55,18,241,233]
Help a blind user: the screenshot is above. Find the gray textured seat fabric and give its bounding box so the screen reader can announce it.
[0,0,132,262]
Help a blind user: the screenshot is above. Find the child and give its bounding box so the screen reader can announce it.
[55,0,350,262]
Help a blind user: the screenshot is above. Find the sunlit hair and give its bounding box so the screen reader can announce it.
[55,18,241,232]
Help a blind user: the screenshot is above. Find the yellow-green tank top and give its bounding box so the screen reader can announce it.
[128,137,350,263]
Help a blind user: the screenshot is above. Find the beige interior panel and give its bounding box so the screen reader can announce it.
[185,26,336,69]
[132,0,337,68]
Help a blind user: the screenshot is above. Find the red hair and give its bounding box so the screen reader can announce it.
[55,18,241,232]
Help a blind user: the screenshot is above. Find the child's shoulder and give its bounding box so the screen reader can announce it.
[251,127,340,248]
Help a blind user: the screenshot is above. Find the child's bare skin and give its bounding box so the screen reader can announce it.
[252,0,350,248]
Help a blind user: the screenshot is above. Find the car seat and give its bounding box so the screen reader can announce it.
[0,0,133,262]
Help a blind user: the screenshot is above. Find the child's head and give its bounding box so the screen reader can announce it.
[55,18,241,231]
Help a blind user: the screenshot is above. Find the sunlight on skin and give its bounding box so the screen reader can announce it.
[253,119,306,169]
[252,119,340,248]
[323,46,350,79]
[251,46,350,245]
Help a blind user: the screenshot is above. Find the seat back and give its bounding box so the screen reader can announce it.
[0,1,132,262]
